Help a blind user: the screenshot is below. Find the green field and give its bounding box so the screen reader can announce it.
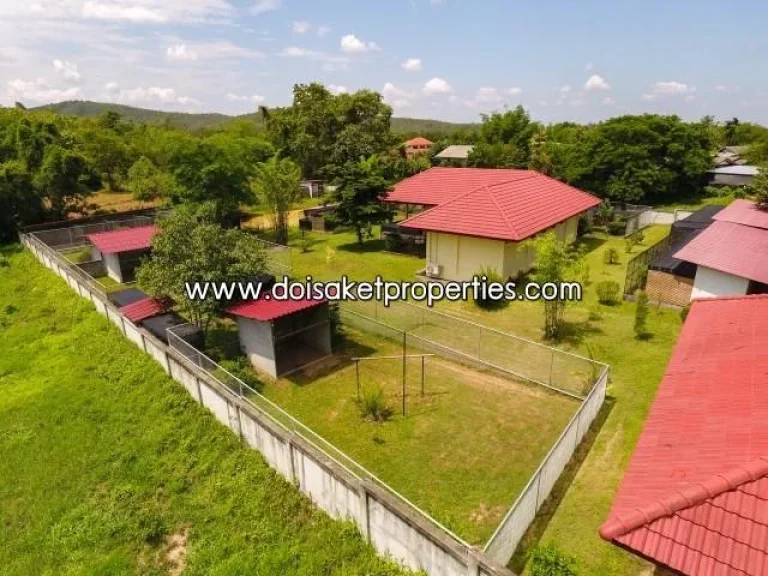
[288,225,682,575]
[0,246,410,576]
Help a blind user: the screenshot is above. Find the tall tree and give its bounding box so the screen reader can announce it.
[34,145,97,220]
[251,156,302,245]
[332,156,392,244]
[0,160,41,241]
[751,166,768,209]
[476,105,540,167]
[137,204,267,333]
[528,129,554,175]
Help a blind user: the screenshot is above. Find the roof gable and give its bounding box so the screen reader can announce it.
[600,295,768,576]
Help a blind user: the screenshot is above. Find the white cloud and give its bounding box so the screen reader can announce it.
[340,34,379,53]
[81,2,167,23]
[226,93,265,105]
[6,78,81,103]
[506,87,522,96]
[251,0,280,15]
[166,44,197,61]
[104,81,118,91]
[53,59,81,81]
[113,85,198,105]
[584,74,610,91]
[292,21,310,34]
[474,87,502,104]
[559,85,571,95]
[423,77,451,95]
[328,84,348,95]
[167,41,263,62]
[651,80,694,95]
[401,58,421,72]
[602,96,614,105]
[316,25,330,37]
[281,46,310,57]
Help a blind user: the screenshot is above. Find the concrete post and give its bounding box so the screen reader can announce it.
[358,481,371,542]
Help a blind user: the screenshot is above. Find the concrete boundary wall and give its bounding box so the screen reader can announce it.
[20,232,514,576]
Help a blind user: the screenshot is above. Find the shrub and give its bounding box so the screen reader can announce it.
[530,544,578,576]
[680,304,691,323]
[603,247,619,265]
[359,387,393,422]
[472,267,509,310]
[607,220,625,235]
[220,356,264,393]
[634,290,650,339]
[298,229,312,253]
[596,280,620,305]
[328,302,344,348]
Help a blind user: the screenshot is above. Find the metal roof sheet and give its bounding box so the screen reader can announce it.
[709,165,759,176]
[600,295,768,576]
[713,199,768,230]
[120,296,172,323]
[434,145,475,159]
[395,169,600,241]
[673,220,768,284]
[227,293,327,322]
[86,225,156,254]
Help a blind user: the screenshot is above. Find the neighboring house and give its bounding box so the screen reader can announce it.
[385,167,600,281]
[300,179,325,198]
[403,137,434,159]
[713,145,749,167]
[707,164,759,187]
[645,205,724,306]
[228,293,331,378]
[433,144,475,166]
[600,294,768,576]
[674,200,768,300]
[86,225,156,283]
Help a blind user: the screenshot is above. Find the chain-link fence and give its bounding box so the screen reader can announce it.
[257,237,293,277]
[30,215,155,252]
[342,300,600,399]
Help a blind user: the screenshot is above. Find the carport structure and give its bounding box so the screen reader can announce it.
[86,225,156,283]
[228,295,332,378]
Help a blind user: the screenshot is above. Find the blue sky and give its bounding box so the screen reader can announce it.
[0,0,765,124]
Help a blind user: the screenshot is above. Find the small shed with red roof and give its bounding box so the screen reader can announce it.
[600,294,768,575]
[86,225,156,283]
[386,167,600,281]
[227,290,331,377]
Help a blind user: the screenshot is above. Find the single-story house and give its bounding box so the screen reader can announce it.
[228,293,331,378]
[385,167,600,281]
[645,205,724,306]
[86,225,156,283]
[433,145,474,166]
[674,200,768,300]
[600,294,768,576]
[707,164,759,187]
[403,137,433,159]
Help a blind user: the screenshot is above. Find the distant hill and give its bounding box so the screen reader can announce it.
[35,100,477,134]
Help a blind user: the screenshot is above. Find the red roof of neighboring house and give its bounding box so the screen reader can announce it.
[87,225,156,254]
[120,296,172,323]
[600,295,768,576]
[713,199,768,230]
[227,293,327,323]
[673,220,768,284]
[396,170,600,242]
[404,137,433,148]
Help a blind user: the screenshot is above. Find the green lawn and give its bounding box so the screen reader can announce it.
[0,245,410,576]
[287,225,682,575]
[261,326,580,545]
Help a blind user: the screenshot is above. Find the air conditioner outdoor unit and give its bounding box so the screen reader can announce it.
[425,263,442,278]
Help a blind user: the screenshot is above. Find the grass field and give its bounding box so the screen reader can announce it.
[259,325,580,545]
[287,225,682,575]
[0,245,411,576]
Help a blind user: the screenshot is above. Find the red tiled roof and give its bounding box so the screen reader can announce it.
[600,295,768,576]
[404,137,433,147]
[227,293,327,322]
[385,167,532,206]
[713,199,768,230]
[87,225,156,254]
[673,220,768,284]
[120,296,171,323]
[397,171,600,241]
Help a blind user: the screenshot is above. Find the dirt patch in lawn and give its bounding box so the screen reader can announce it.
[165,527,189,576]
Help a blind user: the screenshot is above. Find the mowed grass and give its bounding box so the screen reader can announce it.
[289,225,682,575]
[0,246,411,576]
[262,327,580,545]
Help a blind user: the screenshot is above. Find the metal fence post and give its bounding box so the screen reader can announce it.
[548,348,555,387]
[402,331,407,417]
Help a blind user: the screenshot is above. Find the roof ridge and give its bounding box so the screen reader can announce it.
[600,456,768,541]
[399,180,497,227]
[485,182,522,240]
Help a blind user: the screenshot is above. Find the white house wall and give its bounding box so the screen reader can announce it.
[103,252,122,283]
[691,265,750,300]
[237,317,277,377]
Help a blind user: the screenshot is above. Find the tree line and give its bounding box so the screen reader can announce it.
[3,83,768,243]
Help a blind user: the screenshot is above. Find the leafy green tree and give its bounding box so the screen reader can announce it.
[527,231,583,340]
[251,156,302,245]
[332,156,392,244]
[475,105,540,167]
[750,166,768,209]
[125,156,180,201]
[529,128,554,175]
[634,290,650,339]
[34,145,97,220]
[78,125,132,191]
[467,142,522,168]
[137,204,267,333]
[0,160,42,241]
[724,117,740,146]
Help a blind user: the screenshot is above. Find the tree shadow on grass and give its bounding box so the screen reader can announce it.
[337,239,386,253]
[284,336,378,386]
[508,396,616,574]
[577,234,608,256]
[0,243,24,256]
[556,319,605,347]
